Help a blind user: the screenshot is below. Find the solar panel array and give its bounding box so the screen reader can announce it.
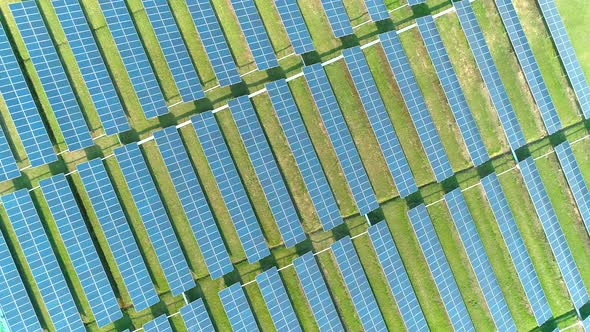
[77,159,159,311]
[454,0,526,152]
[52,0,129,136]
[10,1,93,152]
[230,0,278,70]
[417,15,489,167]
[40,174,121,327]
[0,127,19,182]
[332,236,387,331]
[98,0,168,119]
[342,46,418,196]
[481,172,552,325]
[408,204,475,331]
[320,0,353,37]
[445,189,515,330]
[153,126,233,278]
[180,299,215,332]
[143,0,204,102]
[293,252,343,331]
[2,189,84,332]
[266,79,342,231]
[256,267,301,331]
[219,283,260,332]
[143,314,172,332]
[363,0,389,21]
[274,0,314,54]
[114,143,195,295]
[191,111,269,263]
[519,157,589,310]
[380,31,454,181]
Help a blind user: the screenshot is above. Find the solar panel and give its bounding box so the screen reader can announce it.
[342,46,418,196]
[256,267,301,331]
[191,112,269,263]
[0,229,42,332]
[228,96,305,246]
[114,144,195,294]
[2,189,84,331]
[180,298,215,331]
[219,283,260,332]
[417,15,489,167]
[77,158,159,311]
[293,252,343,331]
[153,126,233,278]
[274,0,314,54]
[144,314,172,332]
[98,0,168,119]
[481,172,552,325]
[10,1,93,152]
[454,0,526,152]
[0,126,19,182]
[408,0,425,5]
[367,222,428,332]
[185,0,241,86]
[266,80,342,231]
[408,204,475,331]
[39,174,121,327]
[143,0,204,102]
[332,236,387,331]
[0,25,55,167]
[537,0,590,118]
[584,316,590,332]
[52,0,130,136]
[363,0,389,21]
[519,157,589,310]
[320,0,353,37]
[229,0,278,70]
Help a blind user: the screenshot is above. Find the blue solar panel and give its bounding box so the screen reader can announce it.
[186,0,241,86]
[519,157,589,310]
[98,0,168,119]
[228,96,305,247]
[2,189,84,331]
[10,1,93,152]
[368,222,428,332]
[153,126,233,278]
[219,283,259,332]
[445,189,515,330]
[417,15,489,167]
[52,0,129,136]
[481,172,552,325]
[230,0,278,70]
[332,237,386,331]
[408,204,475,331]
[293,252,343,331]
[77,159,159,311]
[364,0,389,21]
[342,46,418,195]
[143,0,204,102]
[408,0,425,5]
[256,267,301,331]
[454,0,526,152]
[39,174,121,327]
[180,299,214,332]
[115,144,195,294]
[144,314,172,332]
[584,316,590,332]
[266,79,342,231]
[0,25,55,167]
[0,127,19,182]
[191,112,269,263]
[537,0,590,118]
[275,0,314,54]
[320,0,353,37]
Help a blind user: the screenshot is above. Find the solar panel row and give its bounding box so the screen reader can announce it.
[363,0,389,21]
[0,127,19,182]
[274,0,314,54]
[320,0,353,37]
[256,267,302,331]
[219,283,260,332]
[180,299,215,332]
[143,314,172,332]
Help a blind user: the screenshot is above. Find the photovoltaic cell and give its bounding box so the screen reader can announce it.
[191,112,269,263]
[342,46,418,196]
[98,0,168,119]
[293,252,343,331]
[454,0,526,152]
[228,96,305,247]
[408,0,425,5]
[77,159,159,311]
[40,174,121,327]
[332,237,387,331]
[180,299,215,332]
[417,15,489,167]
[219,283,259,332]
[363,0,389,21]
[584,316,590,332]
[256,267,301,331]
[143,0,204,102]
[266,79,342,231]
[2,189,84,332]
[368,222,428,332]
[481,172,552,325]
[115,144,195,294]
[274,0,314,54]
[0,127,19,182]
[408,204,475,331]
[153,126,233,278]
[144,314,172,332]
[10,1,93,151]
[519,157,589,310]
[320,0,353,37]
[52,0,129,136]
